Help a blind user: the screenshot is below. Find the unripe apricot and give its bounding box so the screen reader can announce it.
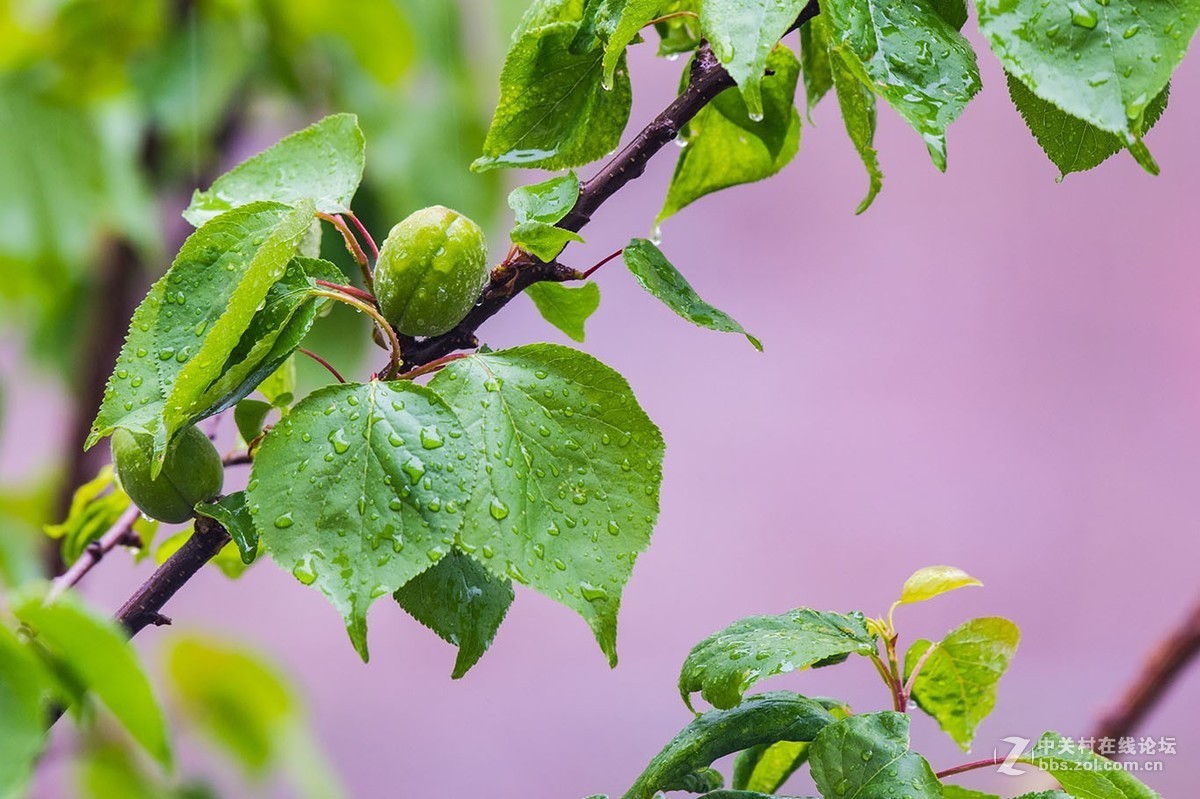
[112,426,223,524]
[374,206,489,337]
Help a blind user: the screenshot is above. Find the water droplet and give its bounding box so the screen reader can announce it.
[292,556,318,585]
[579,582,608,602]
[419,426,444,449]
[1068,1,1097,28]
[329,428,350,454]
[274,513,294,528]
[489,497,510,520]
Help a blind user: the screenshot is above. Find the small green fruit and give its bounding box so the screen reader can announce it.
[375,205,489,337]
[112,426,223,523]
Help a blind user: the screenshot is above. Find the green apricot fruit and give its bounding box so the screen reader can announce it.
[112,425,223,524]
[374,205,489,337]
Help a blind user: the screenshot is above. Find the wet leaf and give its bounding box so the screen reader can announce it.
[394,549,515,678]
[679,609,876,710]
[247,381,474,661]
[622,692,841,799]
[1007,74,1170,178]
[660,46,801,222]
[897,565,982,606]
[976,0,1200,174]
[474,6,633,171]
[623,239,761,350]
[428,344,664,666]
[823,0,980,170]
[700,0,809,120]
[1023,732,1160,799]
[809,712,941,799]
[526,282,601,342]
[184,114,364,226]
[195,492,258,565]
[87,202,316,470]
[905,617,1020,750]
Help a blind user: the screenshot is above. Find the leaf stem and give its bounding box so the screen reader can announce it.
[298,346,347,383]
[900,642,938,709]
[644,10,699,27]
[580,248,624,279]
[312,289,402,379]
[346,212,380,264]
[870,651,905,711]
[400,352,469,381]
[934,757,1001,780]
[318,212,373,291]
[314,279,376,305]
[46,504,143,602]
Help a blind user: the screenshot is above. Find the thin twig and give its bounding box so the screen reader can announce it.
[312,289,403,379]
[400,352,469,381]
[318,212,373,290]
[935,757,1001,780]
[298,347,347,383]
[315,279,377,305]
[347,212,380,264]
[1091,598,1200,747]
[45,504,143,602]
[580,248,624,280]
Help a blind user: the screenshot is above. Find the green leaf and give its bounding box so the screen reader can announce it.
[44,466,156,565]
[931,0,969,30]
[809,712,941,799]
[195,492,259,565]
[799,20,834,117]
[183,114,365,226]
[162,634,295,775]
[659,46,801,222]
[428,344,664,666]
[823,0,980,170]
[941,789,1070,799]
[508,172,586,260]
[975,0,1200,174]
[474,9,633,171]
[623,239,762,351]
[679,609,876,710]
[813,13,884,213]
[897,565,982,606]
[732,700,847,793]
[508,171,581,223]
[15,591,171,766]
[622,692,841,799]
[1023,732,1160,799]
[259,357,297,408]
[234,400,273,445]
[700,0,809,120]
[1007,74,1170,178]
[76,739,163,799]
[904,617,1020,750]
[194,256,343,419]
[0,625,50,798]
[394,549,515,678]
[511,223,585,262]
[87,201,317,470]
[526,282,601,342]
[599,0,664,88]
[247,381,474,661]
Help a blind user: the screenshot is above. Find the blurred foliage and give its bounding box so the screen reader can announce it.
[0,0,520,380]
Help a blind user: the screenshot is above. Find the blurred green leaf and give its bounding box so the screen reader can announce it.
[44,465,157,565]
[0,624,51,798]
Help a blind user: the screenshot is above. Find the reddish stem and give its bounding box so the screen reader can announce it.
[580,248,624,280]
[347,212,380,263]
[400,352,468,381]
[298,347,346,383]
[935,757,1001,780]
[314,279,377,305]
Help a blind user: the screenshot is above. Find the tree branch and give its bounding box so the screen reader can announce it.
[46,504,143,602]
[91,4,821,645]
[1091,597,1200,746]
[115,515,231,636]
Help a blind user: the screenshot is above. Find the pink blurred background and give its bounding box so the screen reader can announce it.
[6,22,1199,798]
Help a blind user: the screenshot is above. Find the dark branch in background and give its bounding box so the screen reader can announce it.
[1091,597,1200,747]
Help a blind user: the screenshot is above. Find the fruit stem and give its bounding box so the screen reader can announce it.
[580,248,624,279]
[312,289,403,379]
[298,347,346,383]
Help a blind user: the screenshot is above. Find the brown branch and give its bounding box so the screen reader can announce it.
[115,514,231,637]
[1091,597,1200,747]
[45,504,143,602]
